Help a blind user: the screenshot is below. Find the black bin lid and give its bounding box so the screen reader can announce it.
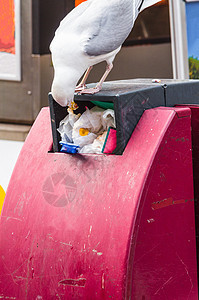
[49,78,199,154]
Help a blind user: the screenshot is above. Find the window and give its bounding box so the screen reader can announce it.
[124,0,170,46]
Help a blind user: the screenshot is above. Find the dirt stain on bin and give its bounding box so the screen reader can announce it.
[59,278,86,287]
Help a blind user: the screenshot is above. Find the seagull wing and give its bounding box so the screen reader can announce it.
[55,1,93,36]
[82,1,134,56]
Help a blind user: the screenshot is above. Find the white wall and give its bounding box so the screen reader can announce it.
[86,43,173,83]
[0,140,24,192]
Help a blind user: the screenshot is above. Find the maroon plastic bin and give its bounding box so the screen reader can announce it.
[0,80,199,299]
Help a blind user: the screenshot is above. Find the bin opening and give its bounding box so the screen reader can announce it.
[49,95,117,155]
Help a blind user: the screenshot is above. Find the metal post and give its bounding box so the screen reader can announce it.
[169,0,189,79]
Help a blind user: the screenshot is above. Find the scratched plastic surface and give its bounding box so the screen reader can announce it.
[0,106,198,299]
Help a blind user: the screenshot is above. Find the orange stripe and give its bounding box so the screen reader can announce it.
[0,0,15,54]
[75,0,87,7]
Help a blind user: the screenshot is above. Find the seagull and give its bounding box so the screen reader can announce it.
[50,0,161,107]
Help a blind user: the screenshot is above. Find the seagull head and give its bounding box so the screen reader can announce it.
[51,67,80,107]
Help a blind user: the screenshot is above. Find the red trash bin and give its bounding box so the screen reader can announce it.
[0,104,198,299]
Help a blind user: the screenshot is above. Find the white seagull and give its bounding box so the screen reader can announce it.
[50,0,161,107]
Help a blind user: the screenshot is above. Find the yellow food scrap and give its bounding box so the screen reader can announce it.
[79,128,89,136]
[69,101,79,111]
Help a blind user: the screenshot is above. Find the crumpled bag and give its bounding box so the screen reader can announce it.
[58,106,116,153]
[101,109,116,130]
[79,131,108,154]
[57,108,80,143]
[72,107,115,148]
[73,106,104,135]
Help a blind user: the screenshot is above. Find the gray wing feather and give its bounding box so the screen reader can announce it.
[84,2,135,56]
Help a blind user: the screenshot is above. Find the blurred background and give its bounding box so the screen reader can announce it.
[0,0,198,191]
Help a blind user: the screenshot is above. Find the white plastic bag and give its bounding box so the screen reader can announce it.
[57,108,80,143]
[58,106,116,153]
[72,107,104,147]
[73,107,104,133]
[79,131,108,154]
[72,107,115,148]
[101,109,115,130]
[73,131,97,148]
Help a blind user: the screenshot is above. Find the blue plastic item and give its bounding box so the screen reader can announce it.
[59,141,80,154]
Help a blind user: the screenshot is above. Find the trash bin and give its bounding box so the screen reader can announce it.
[0,79,198,299]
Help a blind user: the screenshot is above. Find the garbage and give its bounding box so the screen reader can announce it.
[101,109,115,130]
[79,131,108,154]
[152,79,161,83]
[60,141,80,154]
[57,108,81,143]
[57,106,116,154]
